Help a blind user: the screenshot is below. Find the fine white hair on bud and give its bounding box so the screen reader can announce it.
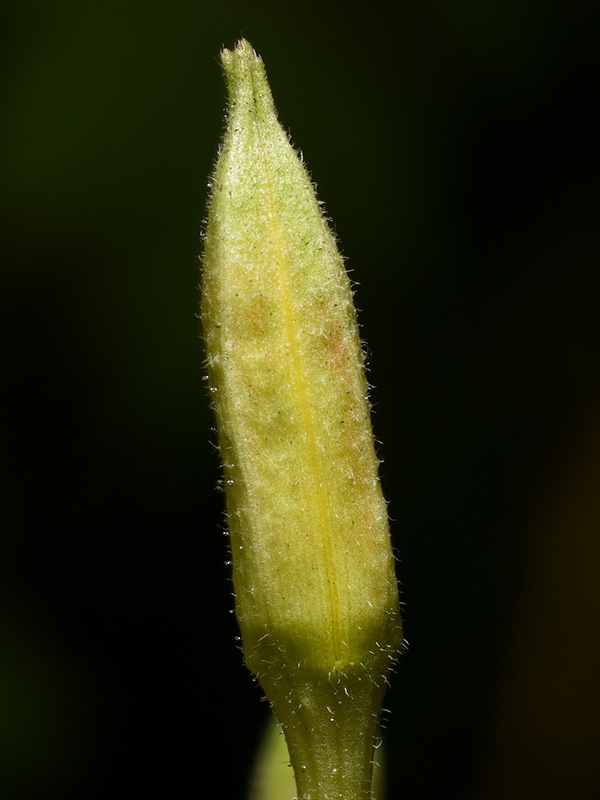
[201,38,402,800]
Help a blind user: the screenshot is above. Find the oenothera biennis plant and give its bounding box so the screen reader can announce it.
[201,40,402,800]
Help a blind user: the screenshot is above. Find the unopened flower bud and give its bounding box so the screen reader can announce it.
[202,39,402,800]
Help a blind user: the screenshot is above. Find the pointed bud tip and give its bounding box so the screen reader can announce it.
[219,39,271,115]
[221,38,262,67]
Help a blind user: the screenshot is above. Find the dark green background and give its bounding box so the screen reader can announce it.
[2,1,599,798]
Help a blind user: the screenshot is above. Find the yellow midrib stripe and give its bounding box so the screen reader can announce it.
[253,119,342,655]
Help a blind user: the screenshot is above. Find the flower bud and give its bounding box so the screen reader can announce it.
[202,39,402,800]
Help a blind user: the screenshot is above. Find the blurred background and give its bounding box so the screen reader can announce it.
[1,1,599,798]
